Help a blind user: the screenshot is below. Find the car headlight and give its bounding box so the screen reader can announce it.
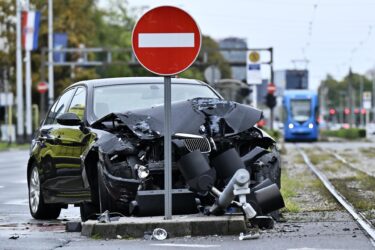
[136,165,150,179]
[288,123,294,129]
[308,123,314,129]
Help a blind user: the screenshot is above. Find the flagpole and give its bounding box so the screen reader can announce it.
[16,0,24,142]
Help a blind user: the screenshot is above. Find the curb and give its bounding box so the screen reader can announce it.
[81,215,246,239]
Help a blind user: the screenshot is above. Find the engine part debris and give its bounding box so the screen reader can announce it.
[152,228,168,240]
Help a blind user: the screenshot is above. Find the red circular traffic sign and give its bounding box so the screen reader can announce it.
[267,83,276,95]
[37,82,48,94]
[132,6,201,75]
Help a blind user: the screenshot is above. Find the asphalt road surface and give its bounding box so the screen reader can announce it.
[0,148,374,250]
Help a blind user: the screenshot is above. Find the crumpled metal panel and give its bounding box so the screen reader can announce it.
[92,98,263,140]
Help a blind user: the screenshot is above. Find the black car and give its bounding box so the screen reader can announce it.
[28,77,283,221]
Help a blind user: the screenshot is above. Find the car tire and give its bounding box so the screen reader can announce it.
[28,164,61,219]
[97,163,117,213]
[257,146,282,221]
[258,146,281,188]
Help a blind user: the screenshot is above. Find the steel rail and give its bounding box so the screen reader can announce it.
[296,144,375,246]
[317,146,375,178]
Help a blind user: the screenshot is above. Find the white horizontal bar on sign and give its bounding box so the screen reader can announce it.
[138,33,195,48]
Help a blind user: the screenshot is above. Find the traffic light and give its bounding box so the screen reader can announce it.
[265,93,277,109]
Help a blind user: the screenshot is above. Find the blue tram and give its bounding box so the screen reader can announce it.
[283,90,319,141]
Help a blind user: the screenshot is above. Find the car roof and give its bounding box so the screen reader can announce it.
[71,77,207,88]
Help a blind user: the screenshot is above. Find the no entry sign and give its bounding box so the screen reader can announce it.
[132,6,201,75]
[37,82,48,94]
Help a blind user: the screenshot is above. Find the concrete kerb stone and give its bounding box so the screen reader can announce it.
[81,215,246,239]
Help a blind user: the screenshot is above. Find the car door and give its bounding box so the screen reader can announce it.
[38,88,76,201]
[52,86,92,197]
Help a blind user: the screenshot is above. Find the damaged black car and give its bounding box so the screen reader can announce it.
[27,77,284,222]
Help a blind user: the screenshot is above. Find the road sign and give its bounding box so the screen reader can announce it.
[249,51,260,63]
[363,91,372,109]
[132,6,201,75]
[132,6,201,220]
[204,65,221,84]
[246,51,262,85]
[37,82,48,94]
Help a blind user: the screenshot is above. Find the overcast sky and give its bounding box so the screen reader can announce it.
[102,0,375,90]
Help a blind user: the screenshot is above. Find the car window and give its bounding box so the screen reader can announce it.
[93,83,219,119]
[68,87,86,121]
[44,99,59,125]
[46,88,76,125]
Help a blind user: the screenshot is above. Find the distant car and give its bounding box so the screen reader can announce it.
[28,77,283,221]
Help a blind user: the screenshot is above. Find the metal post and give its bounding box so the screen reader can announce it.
[360,77,364,127]
[270,47,274,130]
[16,0,24,142]
[48,0,54,106]
[373,72,375,122]
[252,85,257,108]
[25,51,32,139]
[164,76,172,220]
[25,0,32,140]
[348,69,354,128]
[3,69,11,144]
[40,49,46,118]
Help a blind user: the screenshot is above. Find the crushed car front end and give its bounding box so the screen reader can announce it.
[85,97,284,217]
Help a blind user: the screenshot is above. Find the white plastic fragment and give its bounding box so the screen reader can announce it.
[239,232,260,240]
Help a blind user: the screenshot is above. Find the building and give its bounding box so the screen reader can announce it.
[274,70,309,96]
[218,37,247,81]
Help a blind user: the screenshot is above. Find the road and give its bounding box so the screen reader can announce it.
[0,148,374,249]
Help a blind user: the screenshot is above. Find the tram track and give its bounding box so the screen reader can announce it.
[318,146,375,179]
[295,143,375,246]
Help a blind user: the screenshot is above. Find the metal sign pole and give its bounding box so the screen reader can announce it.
[252,84,257,108]
[164,76,172,220]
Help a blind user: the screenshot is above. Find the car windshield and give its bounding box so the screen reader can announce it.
[93,83,219,119]
[290,99,311,123]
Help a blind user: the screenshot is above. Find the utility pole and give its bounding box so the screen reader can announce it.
[48,0,54,106]
[16,0,24,143]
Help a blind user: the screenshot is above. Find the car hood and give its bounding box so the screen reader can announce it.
[91,98,263,140]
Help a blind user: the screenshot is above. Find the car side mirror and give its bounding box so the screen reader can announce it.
[57,112,82,126]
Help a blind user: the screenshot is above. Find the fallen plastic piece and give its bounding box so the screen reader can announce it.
[152,228,168,240]
[98,210,110,223]
[9,234,19,240]
[239,232,260,240]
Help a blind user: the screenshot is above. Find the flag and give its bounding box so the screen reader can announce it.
[22,11,41,51]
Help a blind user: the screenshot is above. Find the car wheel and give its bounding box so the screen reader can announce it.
[28,164,61,219]
[258,146,281,188]
[97,163,117,213]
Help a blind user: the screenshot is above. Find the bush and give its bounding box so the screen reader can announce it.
[321,128,366,140]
